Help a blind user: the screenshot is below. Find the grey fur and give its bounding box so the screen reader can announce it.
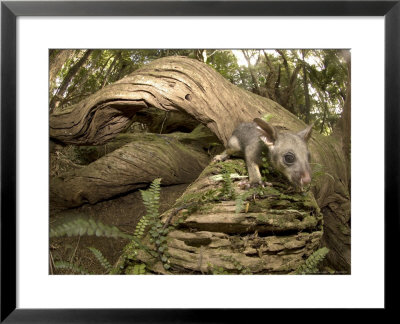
[214,119,313,189]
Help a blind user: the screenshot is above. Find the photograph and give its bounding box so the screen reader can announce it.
[48,49,351,275]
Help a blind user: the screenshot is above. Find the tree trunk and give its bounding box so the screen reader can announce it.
[101,51,122,88]
[49,49,75,89]
[301,50,311,124]
[50,56,351,272]
[242,50,261,95]
[49,49,93,113]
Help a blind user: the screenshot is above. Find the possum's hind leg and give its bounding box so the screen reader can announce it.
[212,135,241,162]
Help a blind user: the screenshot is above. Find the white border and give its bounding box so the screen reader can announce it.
[17,17,384,308]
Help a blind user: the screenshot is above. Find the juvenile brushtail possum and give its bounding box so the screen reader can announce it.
[214,118,313,190]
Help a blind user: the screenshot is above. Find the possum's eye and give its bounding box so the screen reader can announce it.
[283,152,296,165]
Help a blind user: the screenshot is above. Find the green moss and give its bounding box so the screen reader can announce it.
[300,216,318,229]
[339,224,350,235]
[220,160,247,175]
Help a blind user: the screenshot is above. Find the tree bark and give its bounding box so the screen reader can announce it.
[50,56,351,272]
[50,128,214,209]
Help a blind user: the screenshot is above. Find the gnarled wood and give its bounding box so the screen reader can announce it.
[50,131,211,209]
[50,56,300,146]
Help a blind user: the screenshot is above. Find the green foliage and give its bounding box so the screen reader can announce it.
[88,247,112,272]
[207,263,230,275]
[50,217,132,240]
[234,184,275,214]
[50,179,169,275]
[235,190,253,214]
[207,257,251,275]
[221,256,252,274]
[262,114,274,122]
[132,263,147,275]
[53,261,90,275]
[50,215,154,275]
[140,178,161,221]
[220,169,236,200]
[133,215,150,240]
[140,178,171,271]
[295,247,330,274]
[173,189,220,217]
[206,50,241,84]
[260,152,272,181]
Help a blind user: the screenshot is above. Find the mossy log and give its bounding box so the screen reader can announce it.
[50,131,212,209]
[119,160,323,274]
[50,56,350,271]
[72,124,220,165]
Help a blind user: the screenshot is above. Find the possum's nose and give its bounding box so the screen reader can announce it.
[301,172,311,186]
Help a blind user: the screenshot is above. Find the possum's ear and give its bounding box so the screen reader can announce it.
[297,124,313,142]
[253,118,277,145]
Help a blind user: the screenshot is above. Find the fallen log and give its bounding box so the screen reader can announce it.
[118,159,323,274]
[50,129,214,209]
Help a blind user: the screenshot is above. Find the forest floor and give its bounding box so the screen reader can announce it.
[49,141,190,276]
[50,184,188,274]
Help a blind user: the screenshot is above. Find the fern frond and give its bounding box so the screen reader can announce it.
[53,261,89,274]
[132,263,147,275]
[140,178,161,221]
[295,247,330,274]
[221,170,235,199]
[88,247,112,272]
[50,217,153,256]
[133,216,149,239]
[50,218,132,240]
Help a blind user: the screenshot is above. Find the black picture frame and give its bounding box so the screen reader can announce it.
[1,0,398,322]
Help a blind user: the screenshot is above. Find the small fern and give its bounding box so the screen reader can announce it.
[88,247,112,272]
[132,263,147,275]
[295,247,330,274]
[140,178,161,222]
[235,190,255,213]
[133,215,150,239]
[207,262,230,275]
[140,178,171,271]
[53,261,89,275]
[50,218,131,240]
[50,217,153,256]
[221,255,252,274]
[220,169,236,200]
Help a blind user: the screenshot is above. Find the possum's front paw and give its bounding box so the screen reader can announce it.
[212,155,223,163]
[212,153,228,163]
[238,180,272,189]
